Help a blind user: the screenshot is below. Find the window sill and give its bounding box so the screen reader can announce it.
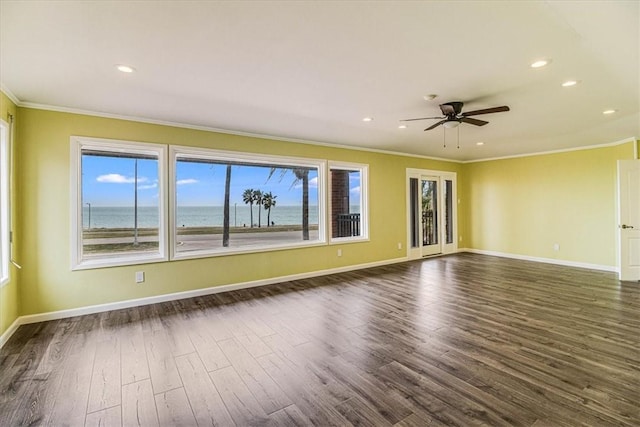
[72,252,168,271]
[329,236,370,245]
[171,239,327,261]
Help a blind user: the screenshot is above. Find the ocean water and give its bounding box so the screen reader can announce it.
[82,205,328,229]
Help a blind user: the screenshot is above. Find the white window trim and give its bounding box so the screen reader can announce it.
[0,120,9,286]
[169,145,327,261]
[70,136,168,270]
[328,161,369,244]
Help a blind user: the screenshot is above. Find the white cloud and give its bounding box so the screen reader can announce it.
[177,179,198,185]
[138,183,158,190]
[350,185,360,194]
[97,174,148,184]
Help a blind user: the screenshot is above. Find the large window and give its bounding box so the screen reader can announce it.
[170,146,325,259]
[71,137,167,270]
[329,162,368,242]
[71,138,372,269]
[0,120,9,285]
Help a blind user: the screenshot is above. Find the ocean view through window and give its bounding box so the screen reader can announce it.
[71,137,167,269]
[71,138,371,269]
[171,147,325,259]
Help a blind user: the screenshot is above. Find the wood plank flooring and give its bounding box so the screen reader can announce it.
[1,253,638,426]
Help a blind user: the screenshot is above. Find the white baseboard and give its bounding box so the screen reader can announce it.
[461,248,618,273]
[0,317,21,349]
[1,256,408,348]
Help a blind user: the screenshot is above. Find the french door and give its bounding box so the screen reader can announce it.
[407,169,457,259]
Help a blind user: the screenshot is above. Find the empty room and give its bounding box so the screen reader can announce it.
[0,1,638,426]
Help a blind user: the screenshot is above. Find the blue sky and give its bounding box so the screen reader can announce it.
[82,155,159,207]
[81,155,360,207]
[175,162,318,206]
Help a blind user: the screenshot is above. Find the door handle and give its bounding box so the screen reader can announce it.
[621,224,635,229]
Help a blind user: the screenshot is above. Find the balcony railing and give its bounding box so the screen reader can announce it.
[422,209,437,245]
[336,213,360,237]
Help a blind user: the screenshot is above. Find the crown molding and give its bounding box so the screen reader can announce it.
[462,137,638,163]
[17,101,463,164]
[5,93,636,165]
[0,84,20,105]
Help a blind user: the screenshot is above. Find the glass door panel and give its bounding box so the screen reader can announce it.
[444,179,454,245]
[409,177,420,249]
[421,178,441,256]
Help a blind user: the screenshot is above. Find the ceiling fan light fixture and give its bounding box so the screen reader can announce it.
[443,120,460,129]
[362,117,373,122]
[476,142,484,146]
[398,124,407,129]
[562,80,579,87]
[602,109,617,115]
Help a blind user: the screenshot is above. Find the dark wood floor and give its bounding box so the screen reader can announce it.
[0,253,638,426]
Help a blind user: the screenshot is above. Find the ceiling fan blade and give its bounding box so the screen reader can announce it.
[460,117,489,126]
[462,106,510,116]
[424,120,448,131]
[400,116,444,122]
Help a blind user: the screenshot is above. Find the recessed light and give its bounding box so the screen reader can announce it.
[562,80,579,87]
[116,64,136,73]
[476,142,484,146]
[398,124,407,129]
[362,117,373,122]
[530,59,550,68]
[602,109,617,115]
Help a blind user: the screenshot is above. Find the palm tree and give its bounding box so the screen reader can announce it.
[253,189,263,227]
[262,192,277,227]
[268,167,311,240]
[222,164,232,247]
[294,169,310,240]
[242,188,255,227]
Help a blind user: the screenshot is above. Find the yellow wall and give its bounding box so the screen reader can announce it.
[0,92,19,338]
[16,107,463,316]
[462,142,635,267]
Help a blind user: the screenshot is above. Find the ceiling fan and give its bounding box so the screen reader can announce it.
[401,101,510,131]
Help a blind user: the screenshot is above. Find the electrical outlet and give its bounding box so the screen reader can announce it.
[553,243,560,251]
[398,242,402,250]
[337,249,342,257]
[459,236,463,242]
[135,271,145,283]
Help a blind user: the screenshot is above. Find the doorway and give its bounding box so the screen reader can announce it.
[407,169,457,259]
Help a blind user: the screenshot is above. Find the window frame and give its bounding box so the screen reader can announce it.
[0,119,9,286]
[70,136,168,270]
[328,161,369,244]
[169,145,327,261]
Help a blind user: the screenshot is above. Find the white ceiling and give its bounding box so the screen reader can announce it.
[1,1,638,161]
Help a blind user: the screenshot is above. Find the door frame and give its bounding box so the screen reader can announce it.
[406,168,458,260]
